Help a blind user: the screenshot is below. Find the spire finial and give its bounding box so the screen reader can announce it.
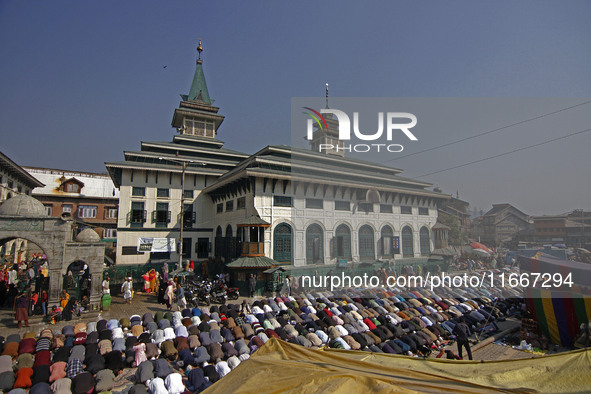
[197,38,203,63]
[325,83,329,108]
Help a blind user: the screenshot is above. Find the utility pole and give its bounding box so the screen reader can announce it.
[179,161,187,270]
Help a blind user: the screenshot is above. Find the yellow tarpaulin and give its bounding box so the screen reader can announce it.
[204,338,591,393]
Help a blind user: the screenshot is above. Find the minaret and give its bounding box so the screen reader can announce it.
[171,38,225,138]
[309,83,345,157]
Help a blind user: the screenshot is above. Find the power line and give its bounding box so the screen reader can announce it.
[415,127,591,178]
[381,100,591,164]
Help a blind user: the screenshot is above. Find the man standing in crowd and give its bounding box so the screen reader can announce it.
[14,291,29,328]
[121,277,133,304]
[281,275,291,297]
[248,273,256,298]
[102,275,110,297]
[453,316,473,360]
[176,283,187,311]
[7,265,18,304]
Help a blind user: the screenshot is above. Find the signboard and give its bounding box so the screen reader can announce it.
[393,236,400,255]
[137,237,176,253]
[337,259,348,267]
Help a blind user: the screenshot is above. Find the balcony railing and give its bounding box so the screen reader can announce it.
[242,242,265,256]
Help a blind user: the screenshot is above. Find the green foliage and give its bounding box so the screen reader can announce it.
[438,212,468,246]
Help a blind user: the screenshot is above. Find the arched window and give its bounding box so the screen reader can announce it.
[273,223,293,263]
[420,227,431,256]
[381,225,394,257]
[214,226,223,257]
[236,226,244,254]
[359,225,375,260]
[306,224,324,264]
[224,225,235,260]
[402,226,414,257]
[335,224,351,259]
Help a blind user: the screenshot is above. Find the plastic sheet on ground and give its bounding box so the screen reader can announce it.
[204,338,591,393]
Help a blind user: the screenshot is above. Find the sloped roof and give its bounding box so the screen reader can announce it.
[0,151,44,189]
[187,61,212,104]
[204,145,450,201]
[237,215,270,227]
[484,203,529,218]
[226,256,279,268]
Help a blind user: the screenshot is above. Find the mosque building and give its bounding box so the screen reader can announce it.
[105,40,449,277]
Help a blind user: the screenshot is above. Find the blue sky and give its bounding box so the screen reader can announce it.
[0,1,590,215]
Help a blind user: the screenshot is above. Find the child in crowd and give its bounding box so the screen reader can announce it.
[49,305,62,324]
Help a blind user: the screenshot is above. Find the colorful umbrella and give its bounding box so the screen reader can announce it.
[470,242,492,254]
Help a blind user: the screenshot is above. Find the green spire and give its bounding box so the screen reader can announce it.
[187,39,213,104]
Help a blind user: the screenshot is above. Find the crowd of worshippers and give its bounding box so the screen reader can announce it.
[0,254,51,310]
[0,286,521,393]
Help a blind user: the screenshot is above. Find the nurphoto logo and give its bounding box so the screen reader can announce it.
[303,107,418,153]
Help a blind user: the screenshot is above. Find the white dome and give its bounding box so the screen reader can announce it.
[0,194,47,217]
[76,228,101,243]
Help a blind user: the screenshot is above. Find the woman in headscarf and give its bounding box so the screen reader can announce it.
[162,263,169,282]
[149,269,157,293]
[165,281,175,310]
[142,272,150,293]
[61,296,77,321]
[59,289,70,309]
[158,275,166,305]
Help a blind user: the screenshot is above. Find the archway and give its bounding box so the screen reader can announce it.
[224,224,234,261]
[402,226,414,257]
[420,226,431,256]
[214,226,223,257]
[334,224,352,259]
[306,223,323,264]
[63,260,91,302]
[381,225,394,257]
[359,225,375,260]
[0,236,50,310]
[0,194,105,309]
[273,223,293,263]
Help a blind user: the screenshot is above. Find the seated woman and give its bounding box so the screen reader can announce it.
[59,290,70,309]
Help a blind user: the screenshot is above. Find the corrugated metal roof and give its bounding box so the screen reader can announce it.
[237,215,270,227]
[226,256,279,268]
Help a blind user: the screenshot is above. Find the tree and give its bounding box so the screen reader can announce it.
[438,212,468,246]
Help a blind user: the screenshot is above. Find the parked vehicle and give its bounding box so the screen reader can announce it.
[184,274,235,305]
[210,284,227,304]
[184,280,211,306]
[225,285,240,300]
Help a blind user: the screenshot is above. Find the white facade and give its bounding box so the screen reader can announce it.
[210,174,440,267]
[115,169,218,265]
